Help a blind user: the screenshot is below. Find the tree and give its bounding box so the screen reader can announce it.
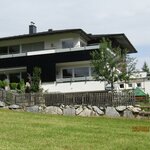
[31,67,42,92]
[142,62,149,73]
[91,38,136,91]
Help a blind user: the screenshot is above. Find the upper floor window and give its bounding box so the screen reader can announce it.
[22,42,44,53]
[0,45,20,55]
[9,45,20,54]
[0,46,8,55]
[62,39,74,48]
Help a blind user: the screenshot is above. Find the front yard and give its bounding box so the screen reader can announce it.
[0,109,149,150]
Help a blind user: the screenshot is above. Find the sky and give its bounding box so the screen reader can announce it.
[0,0,150,70]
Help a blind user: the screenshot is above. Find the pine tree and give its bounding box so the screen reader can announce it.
[142,62,149,73]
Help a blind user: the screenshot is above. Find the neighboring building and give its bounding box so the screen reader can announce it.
[0,24,137,93]
[118,71,150,95]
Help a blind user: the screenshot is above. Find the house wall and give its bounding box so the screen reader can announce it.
[143,81,150,95]
[0,33,85,51]
[41,81,105,93]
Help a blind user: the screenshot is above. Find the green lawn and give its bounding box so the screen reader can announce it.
[0,109,149,150]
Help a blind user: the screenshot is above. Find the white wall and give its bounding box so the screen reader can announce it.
[41,81,105,93]
[144,80,150,95]
[0,33,86,51]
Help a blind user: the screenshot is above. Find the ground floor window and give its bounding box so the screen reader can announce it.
[62,69,73,78]
[62,67,90,79]
[120,84,124,88]
[56,65,93,82]
[0,67,27,83]
[137,83,141,87]
[74,67,89,77]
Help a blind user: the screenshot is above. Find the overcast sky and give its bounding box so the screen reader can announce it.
[0,0,150,70]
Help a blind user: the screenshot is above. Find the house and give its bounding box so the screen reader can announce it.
[0,24,137,93]
[118,71,150,95]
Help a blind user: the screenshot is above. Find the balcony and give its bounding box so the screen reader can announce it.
[56,76,94,83]
[27,45,99,56]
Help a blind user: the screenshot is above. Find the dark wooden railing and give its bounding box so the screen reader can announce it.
[0,90,135,107]
[45,91,135,107]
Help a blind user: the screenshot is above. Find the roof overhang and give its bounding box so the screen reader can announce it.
[0,29,90,42]
[89,34,137,53]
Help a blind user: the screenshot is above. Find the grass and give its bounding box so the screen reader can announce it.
[0,109,150,150]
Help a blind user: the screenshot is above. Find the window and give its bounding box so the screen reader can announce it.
[63,69,73,78]
[62,67,91,79]
[9,73,21,83]
[9,45,20,54]
[62,39,74,48]
[22,42,44,53]
[0,46,8,55]
[21,72,27,81]
[128,83,132,88]
[91,67,96,76]
[74,67,89,77]
[0,45,20,55]
[80,41,86,47]
[120,84,124,88]
[0,74,7,81]
[137,83,141,87]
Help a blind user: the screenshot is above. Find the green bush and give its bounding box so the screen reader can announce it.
[17,79,25,92]
[10,83,18,90]
[0,80,9,89]
[31,67,41,92]
[0,80,4,89]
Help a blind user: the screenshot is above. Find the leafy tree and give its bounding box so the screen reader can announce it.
[31,67,41,92]
[142,61,149,73]
[91,38,136,91]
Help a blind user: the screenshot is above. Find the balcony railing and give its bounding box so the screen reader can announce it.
[0,45,99,59]
[56,76,94,83]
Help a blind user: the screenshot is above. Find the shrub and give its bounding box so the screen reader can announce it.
[0,80,4,89]
[0,80,9,89]
[17,79,25,92]
[3,80,9,87]
[31,67,41,92]
[10,83,18,90]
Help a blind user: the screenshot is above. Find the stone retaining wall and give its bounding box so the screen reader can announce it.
[1,100,147,119]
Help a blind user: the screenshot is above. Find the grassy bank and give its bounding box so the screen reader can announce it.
[0,109,149,150]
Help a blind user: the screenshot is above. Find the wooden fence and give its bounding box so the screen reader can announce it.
[45,91,135,107]
[0,90,135,107]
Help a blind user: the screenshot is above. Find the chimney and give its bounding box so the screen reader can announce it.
[29,22,37,34]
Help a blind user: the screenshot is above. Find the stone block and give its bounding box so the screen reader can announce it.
[63,107,75,116]
[105,107,120,117]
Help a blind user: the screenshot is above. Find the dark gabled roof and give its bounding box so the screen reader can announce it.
[89,33,137,53]
[0,28,137,53]
[0,28,90,41]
